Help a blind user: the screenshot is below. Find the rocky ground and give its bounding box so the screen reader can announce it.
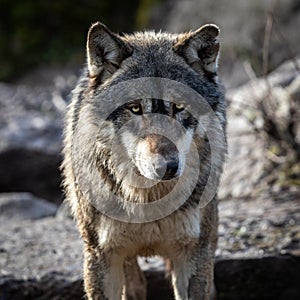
[0,58,299,299]
[0,192,299,300]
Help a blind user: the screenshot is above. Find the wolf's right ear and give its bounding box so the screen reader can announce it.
[87,22,132,80]
[173,24,220,77]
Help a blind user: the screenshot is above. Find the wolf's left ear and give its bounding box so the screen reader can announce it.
[173,24,220,76]
[87,22,132,79]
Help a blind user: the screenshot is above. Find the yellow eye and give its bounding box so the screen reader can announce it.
[175,103,185,111]
[130,104,142,114]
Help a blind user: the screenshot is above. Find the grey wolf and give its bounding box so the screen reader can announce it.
[62,21,226,300]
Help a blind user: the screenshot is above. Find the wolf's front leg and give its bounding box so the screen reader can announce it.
[84,245,125,300]
[171,254,191,300]
[122,257,147,300]
[171,243,214,300]
[187,246,214,300]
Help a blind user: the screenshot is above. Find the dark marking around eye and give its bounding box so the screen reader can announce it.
[182,115,198,129]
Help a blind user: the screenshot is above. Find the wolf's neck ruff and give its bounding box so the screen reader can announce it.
[70,70,226,222]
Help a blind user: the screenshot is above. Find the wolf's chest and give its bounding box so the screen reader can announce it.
[97,206,201,256]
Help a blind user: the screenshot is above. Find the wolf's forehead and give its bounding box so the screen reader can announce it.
[125,31,177,47]
[141,99,171,114]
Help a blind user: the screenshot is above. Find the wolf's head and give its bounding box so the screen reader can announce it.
[108,99,196,182]
[70,22,226,207]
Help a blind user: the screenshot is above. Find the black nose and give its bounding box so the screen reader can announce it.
[163,160,178,180]
[155,159,177,180]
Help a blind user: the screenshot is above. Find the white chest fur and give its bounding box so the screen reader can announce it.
[97,205,201,257]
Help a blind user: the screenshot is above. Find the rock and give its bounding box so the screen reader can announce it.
[55,201,73,220]
[219,56,300,199]
[0,147,62,203]
[0,193,57,221]
[0,72,75,203]
[150,0,300,88]
[0,274,84,300]
[215,256,300,300]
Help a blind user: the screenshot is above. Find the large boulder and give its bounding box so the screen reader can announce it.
[219,57,300,199]
[0,192,57,221]
[0,71,76,203]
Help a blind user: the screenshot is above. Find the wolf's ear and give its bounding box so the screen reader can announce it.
[173,24,220,76]
[87,22,132,79]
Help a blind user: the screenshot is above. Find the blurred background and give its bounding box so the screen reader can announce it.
[0,0,299,299]
[1,0,300,86]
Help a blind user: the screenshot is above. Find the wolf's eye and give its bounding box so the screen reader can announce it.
[174,103,185,112]
[129,104,142,115]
